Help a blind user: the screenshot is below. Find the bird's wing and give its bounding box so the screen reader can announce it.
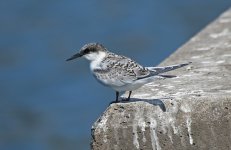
[93,54,150,86]
[116,57,150,81]
[146,62,191,75]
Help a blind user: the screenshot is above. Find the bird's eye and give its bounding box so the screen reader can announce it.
[85,48,90,54]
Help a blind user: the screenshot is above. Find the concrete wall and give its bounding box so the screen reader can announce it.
[91,8,231,150]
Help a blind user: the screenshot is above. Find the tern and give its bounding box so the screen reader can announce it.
[66,43,191,102]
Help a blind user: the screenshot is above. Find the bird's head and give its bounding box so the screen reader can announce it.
[66,43,107,61]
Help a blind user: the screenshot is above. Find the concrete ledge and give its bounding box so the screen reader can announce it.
[91,8,231,150]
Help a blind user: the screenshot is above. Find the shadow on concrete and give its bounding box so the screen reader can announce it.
[110,98,166,112]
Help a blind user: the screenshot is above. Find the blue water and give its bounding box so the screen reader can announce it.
[0,1,230,150]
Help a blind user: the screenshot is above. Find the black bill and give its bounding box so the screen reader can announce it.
[66,53,82,61]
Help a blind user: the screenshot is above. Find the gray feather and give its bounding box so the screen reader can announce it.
[146,62,192,75]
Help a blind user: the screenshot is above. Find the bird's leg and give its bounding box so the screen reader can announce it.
[116,91,119,102]
[128,91,132,100]
[126,91,132,101]
[109,91,120,104]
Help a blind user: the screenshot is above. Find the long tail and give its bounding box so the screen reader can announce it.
[146,62,192,75]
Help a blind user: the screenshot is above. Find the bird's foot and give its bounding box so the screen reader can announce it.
[121,97,130,101]
[109,100,119,105]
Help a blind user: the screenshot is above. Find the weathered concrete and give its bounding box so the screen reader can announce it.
[91,8,231,150]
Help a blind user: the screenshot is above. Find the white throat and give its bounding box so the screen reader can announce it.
[83,51,106,71]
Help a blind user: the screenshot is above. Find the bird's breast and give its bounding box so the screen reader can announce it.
[89,52,107,71]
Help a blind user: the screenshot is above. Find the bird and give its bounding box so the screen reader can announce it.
[66,43,191,103]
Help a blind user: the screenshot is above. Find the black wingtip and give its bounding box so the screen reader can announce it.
[159,75,177,78]
[181,62,192,67]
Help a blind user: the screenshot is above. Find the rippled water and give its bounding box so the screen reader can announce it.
[0,0,230,150]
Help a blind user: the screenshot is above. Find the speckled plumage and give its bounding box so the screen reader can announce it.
[93,52,150,86]
[66,43,191,102]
